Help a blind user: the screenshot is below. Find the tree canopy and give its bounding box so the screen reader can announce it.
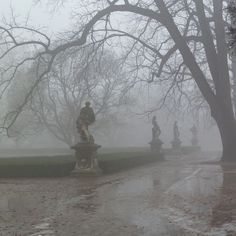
[0,0,235,159]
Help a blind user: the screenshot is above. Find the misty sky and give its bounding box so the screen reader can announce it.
[1,0,71,34]
[0,0,222,151]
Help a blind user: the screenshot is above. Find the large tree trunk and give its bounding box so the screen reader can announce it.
[232,57,236,116]
[211,102,236,161]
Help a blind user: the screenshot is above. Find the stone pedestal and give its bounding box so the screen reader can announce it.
[191,137,199,146]
[71,142,102,175]
[149,139,163,153]
[171,138,181,149]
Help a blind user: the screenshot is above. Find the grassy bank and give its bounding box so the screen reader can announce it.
[0,155,76,177]
[0,149,164,176]
[98,151,164,173]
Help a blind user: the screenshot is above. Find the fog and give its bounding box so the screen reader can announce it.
[0,0,221,150]
[0,107,221,152]
[1,1,235,236]
[1,0,72,33]
[0,0,223,153]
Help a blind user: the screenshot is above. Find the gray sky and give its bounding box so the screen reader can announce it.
[0,0,221,150]
[1,0,72,35]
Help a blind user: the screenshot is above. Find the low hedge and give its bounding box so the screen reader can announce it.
[97,151,164,174]
[181,146,201,155]
[0,155,76,177]
[0,151,164,177]
[163,146,201,155]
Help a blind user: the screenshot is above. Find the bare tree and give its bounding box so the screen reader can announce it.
[228,1,236,114]
[28,47,129,146]
[4,67,43,146]
[0,0,235,160]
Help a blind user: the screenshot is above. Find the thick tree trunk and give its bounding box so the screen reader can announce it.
[212,104,236,161]
[232,57,236,115]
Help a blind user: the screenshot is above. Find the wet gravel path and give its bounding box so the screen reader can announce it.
[0,153,235,236]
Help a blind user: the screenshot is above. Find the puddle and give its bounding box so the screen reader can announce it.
[97,162,236,235]
[156,164,236,235]
[117,176,154,196]
[1,154,236,235]
[35,223,50,230]
[30,218,55,236]
[30,230,54,236]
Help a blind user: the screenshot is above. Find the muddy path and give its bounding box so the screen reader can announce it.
[0,152,235,236]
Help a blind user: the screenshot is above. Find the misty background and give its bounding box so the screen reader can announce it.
[0,0,221,151]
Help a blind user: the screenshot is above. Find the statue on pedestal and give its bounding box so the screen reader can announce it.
[76,101,95,143]
[149,116,163,156]
[173,121,180,140]
[190,125,199,146]
[71,102,101,173]
[171,121,181,149]
[152,116,161,141]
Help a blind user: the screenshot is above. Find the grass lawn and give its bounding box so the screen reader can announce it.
[0,155,76,177]
[97,151,157,160]
[98,151,163,173]
[0,148,164,176]
[0,145,201,177]
[0,155,75,165]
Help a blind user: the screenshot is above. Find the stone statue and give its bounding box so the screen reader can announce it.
[190,125,198,146]
[171,121,181,149]
[72,101,101,173]
[173,121,180,140]
[76,101,95,143]
[149,116,164,158]
[152,116,161,141]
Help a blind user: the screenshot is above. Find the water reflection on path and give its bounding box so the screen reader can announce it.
[95,161,236,236]
[211,164,236,234]
[0,155,236,235]
[30,218,54,236]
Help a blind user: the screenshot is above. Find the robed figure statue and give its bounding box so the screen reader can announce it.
[152,116,161,141]
[76,101,95,143]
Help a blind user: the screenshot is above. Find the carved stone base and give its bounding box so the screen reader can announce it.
[149,138,163,154]
[191,137,199,146]
[171,139,181,149]
[71,165,102,176]
[71,142,102,175]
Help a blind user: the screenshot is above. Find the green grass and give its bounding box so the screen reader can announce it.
[0,155,75,166]
[0,155,76,177]
[98,151,164,173]
[0,145,201,177]
[0,151,153,167]
[99,147,149,154]
[97,151,152,161]
[0,149,164,176]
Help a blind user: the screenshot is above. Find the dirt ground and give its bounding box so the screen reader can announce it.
[0,152,236,236]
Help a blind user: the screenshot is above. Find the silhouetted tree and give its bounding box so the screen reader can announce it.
[30,47,129,145]
[0,0,235,160]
